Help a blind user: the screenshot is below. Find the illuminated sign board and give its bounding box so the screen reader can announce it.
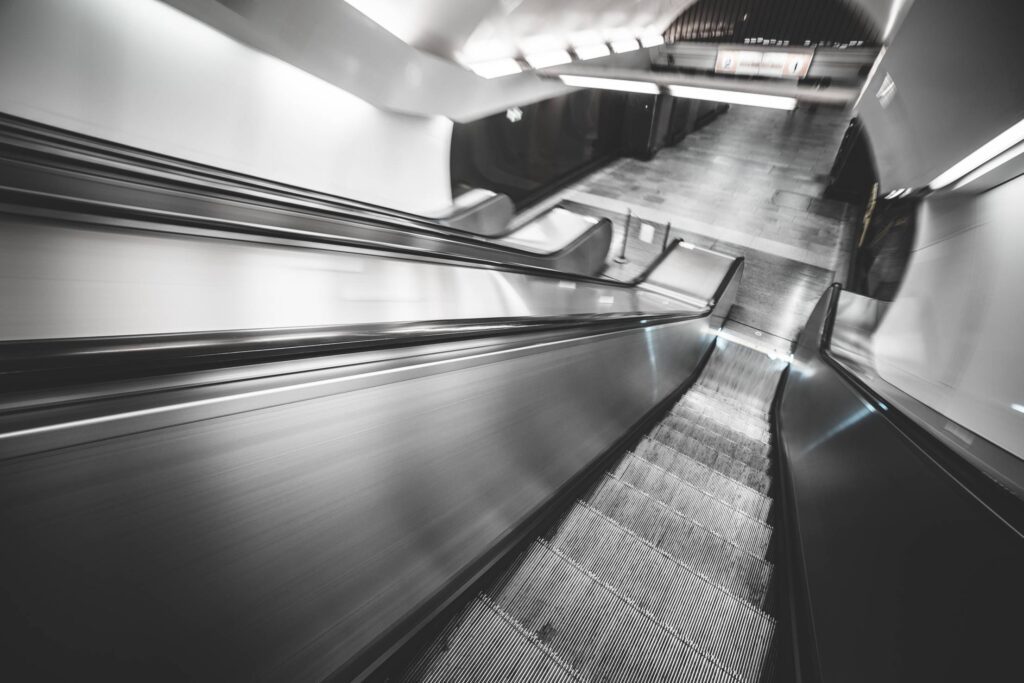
[715,49,813,79]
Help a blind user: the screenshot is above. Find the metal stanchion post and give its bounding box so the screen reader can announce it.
[662,221,672,252]
[614,209,631,264]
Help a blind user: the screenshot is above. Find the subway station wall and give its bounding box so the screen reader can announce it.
[856,0,1024,193]
[0,0,454,215]
[871,174,1024,458]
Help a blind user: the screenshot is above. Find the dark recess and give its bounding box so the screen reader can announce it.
[451,90,726,210]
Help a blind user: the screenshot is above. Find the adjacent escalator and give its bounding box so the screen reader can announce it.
[0,113,611,276]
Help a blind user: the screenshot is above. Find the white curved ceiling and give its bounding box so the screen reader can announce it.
[344,0,906,63]
[162,0,909,121]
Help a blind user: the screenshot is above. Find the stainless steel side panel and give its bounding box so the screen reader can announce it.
[0,216,685,341]
[0,318,716,680]
[778,290,1024,682]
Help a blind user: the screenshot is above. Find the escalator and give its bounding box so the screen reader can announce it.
[3,118,1023,681]
[0,178,745,680]
[396,342,786,683]
[0,113,611,276]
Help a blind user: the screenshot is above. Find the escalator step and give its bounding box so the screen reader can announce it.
[489,540,742,683]
[669,402,771,446]
[633,437,772,521]
[657,417,772,471]
[648,427,773,494]
[587,476,774,607]
[402,594,585,683]
[547,503,776,681]
[612,455,772,558]
[695,344,786,404]
[685,387,772,423]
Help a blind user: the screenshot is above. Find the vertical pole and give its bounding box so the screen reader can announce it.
[662,221,672,252]
[615,209,631,263]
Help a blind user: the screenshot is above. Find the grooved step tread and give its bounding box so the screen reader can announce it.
[612,454,772,558]
[649,426,773,494]
[669,401,771,445]
[587,475,774,607]
[490,540,742,683]
[658,416,772,471]
[633,437,773,522]
[548,502,776,681]
[403,595,585,683]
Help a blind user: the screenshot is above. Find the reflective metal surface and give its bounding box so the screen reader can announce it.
[776,286,1024,682]
[0,215,689,341]
[496,207,600,253]
[0,113,604,276]
[640,241,739,308]
[433,188,515,237]
[830,289,1024,501]
[0,313,719,680]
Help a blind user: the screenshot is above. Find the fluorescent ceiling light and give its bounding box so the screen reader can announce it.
[525,49,572,69]
[930,117,1024,190]
[610,39,640,54]
[559,75,660,95]
[952,140,1024,190]
[574,43,611,60]
[469,58,522,79]
[668,84,797,110]
[640,34,665,48]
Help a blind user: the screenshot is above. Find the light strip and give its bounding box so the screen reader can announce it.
[639,34,665,48]
[468,58,522,79]
[574,43,611,60]
[668,84,797,110]
[930,117,1024,190]
[525,49,572,69]
[610,38,640,54]
[951,139,1024,190]
[559,74,660,95]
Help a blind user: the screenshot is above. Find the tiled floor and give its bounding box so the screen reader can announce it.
[552,104,860,343]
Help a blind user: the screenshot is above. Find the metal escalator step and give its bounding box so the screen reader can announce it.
[612,454,772,558]
[695,344,786,402]
[403,593,585,683]
[490,540,742,683]
[587,476,774,608]
[633,437,772,522]
[669,401,772,445]
[685,387,772,423]
[657,417,772,471]
[548,503,776,681]
[649,426,772,494]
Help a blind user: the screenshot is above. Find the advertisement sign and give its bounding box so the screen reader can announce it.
[715,48,813,79]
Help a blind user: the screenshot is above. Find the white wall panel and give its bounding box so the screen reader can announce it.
[872,175,1024,457]
[0,0,454,214]
[857,0,1024,193]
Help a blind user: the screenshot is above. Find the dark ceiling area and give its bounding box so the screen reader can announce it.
[664,0,881,48]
